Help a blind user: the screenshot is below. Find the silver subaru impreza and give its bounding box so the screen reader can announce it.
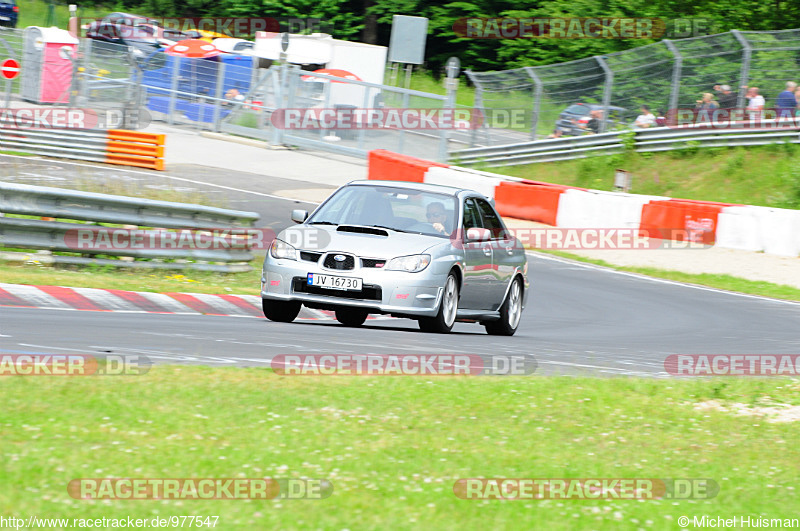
[261,180,529,335]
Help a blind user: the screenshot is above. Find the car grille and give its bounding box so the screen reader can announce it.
[361,258,386,268]
[323,253,355,270]
[300,251,323,263]
[292,277,382,301]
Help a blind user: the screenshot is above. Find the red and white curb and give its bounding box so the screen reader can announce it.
[0,283,383,321]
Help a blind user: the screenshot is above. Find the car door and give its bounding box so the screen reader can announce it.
[475,198,516,309]
[458,197,493,309]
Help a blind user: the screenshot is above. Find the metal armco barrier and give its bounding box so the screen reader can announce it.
[0,127,166,170]
[0,182,260,271]
[450,124,800,167]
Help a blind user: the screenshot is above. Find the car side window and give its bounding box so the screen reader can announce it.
[463,198,482,230]
[475,198,507,239]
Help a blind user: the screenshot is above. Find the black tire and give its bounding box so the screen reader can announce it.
[485,277,523,336]
[335,308,368,327]
[418,273,459,334]
[262,298,301,323]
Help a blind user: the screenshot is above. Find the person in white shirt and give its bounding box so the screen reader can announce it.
[746,87,765,119]
[633,105,656,129]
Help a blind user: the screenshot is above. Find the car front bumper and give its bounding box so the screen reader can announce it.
[261,254,452,318]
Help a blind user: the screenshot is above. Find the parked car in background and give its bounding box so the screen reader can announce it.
[0,0,18,28]
[554,103,627,136]
[85,12,189,57]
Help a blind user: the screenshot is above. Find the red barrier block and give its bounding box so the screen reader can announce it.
[494,181,566,225]
[641,199,737,244]
[367,150,448,183]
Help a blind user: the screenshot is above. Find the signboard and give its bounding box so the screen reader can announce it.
[388,15,428,64]
[1,58,20,80]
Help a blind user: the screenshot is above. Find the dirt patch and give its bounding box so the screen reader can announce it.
[694,399,800,423]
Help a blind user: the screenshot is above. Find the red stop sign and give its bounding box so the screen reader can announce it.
[1,58,19,80]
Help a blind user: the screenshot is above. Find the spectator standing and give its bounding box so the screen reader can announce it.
[716,85,737,109]
[695,93,719,111]
[633,105,656,128]
[745,87,765,119]
[776,82,798,116]
[585,110,602,134]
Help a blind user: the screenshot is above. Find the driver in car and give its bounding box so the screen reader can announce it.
[426,202,450,235]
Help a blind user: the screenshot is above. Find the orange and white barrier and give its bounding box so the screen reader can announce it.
[106,130,166,171]
[366,150,799,257]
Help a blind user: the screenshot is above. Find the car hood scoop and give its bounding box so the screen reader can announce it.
[336,225,390,237]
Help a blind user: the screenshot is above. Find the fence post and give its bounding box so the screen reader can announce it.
[465,70,484,148]
[270,62,291,146]
[212,62,226,132]
[167,56,181,126]
[731,30,752,108]
[523,66,543,140]
[595,56,613,133]
[663,40,682,115]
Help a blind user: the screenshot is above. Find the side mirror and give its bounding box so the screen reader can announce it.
[466,227,490,241]
[291,209,308,224]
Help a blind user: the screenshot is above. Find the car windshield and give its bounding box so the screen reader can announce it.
[307,184,458,238]
[564,104,591,115]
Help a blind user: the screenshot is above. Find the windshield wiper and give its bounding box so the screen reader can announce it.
[308,221,338,226]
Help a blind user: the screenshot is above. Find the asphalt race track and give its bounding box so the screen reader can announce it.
[2,157,800,377]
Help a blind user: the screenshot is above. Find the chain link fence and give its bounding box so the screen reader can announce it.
[466,29,800,145]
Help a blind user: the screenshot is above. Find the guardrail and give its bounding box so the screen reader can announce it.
[0,127,165,170]
[0,182,261,272]
[450,124,800,167]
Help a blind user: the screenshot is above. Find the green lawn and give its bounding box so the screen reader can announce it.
[1,368,799,528]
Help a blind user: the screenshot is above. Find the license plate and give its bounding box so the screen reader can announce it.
[307,273,362,291]
[0,17,9,21]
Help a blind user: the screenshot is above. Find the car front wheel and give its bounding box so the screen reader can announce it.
[262,298,301,323]
[418,273,459,334]
[485,277,523,336]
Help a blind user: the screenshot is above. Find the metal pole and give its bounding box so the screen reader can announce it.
[167,56,181,125]
[211,62,225,132]
[595,56,613,133]
[404,64,412,90]
[523,66,543,140]
[439,75,457,162]
[663,40,682,116]
[731,30,752,108]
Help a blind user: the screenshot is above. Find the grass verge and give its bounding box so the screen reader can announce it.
[2,367,799,528]
[538,250,800,302]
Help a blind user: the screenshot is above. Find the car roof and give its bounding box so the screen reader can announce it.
[347,179,483,198]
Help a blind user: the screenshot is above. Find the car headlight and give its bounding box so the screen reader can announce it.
[385,254,430,272]
[270,239,297,260]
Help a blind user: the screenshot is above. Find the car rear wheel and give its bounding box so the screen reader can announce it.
[485,277,523,336]
[262,298,301,323]
[335,308,368,327]
[418,273,459,334]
